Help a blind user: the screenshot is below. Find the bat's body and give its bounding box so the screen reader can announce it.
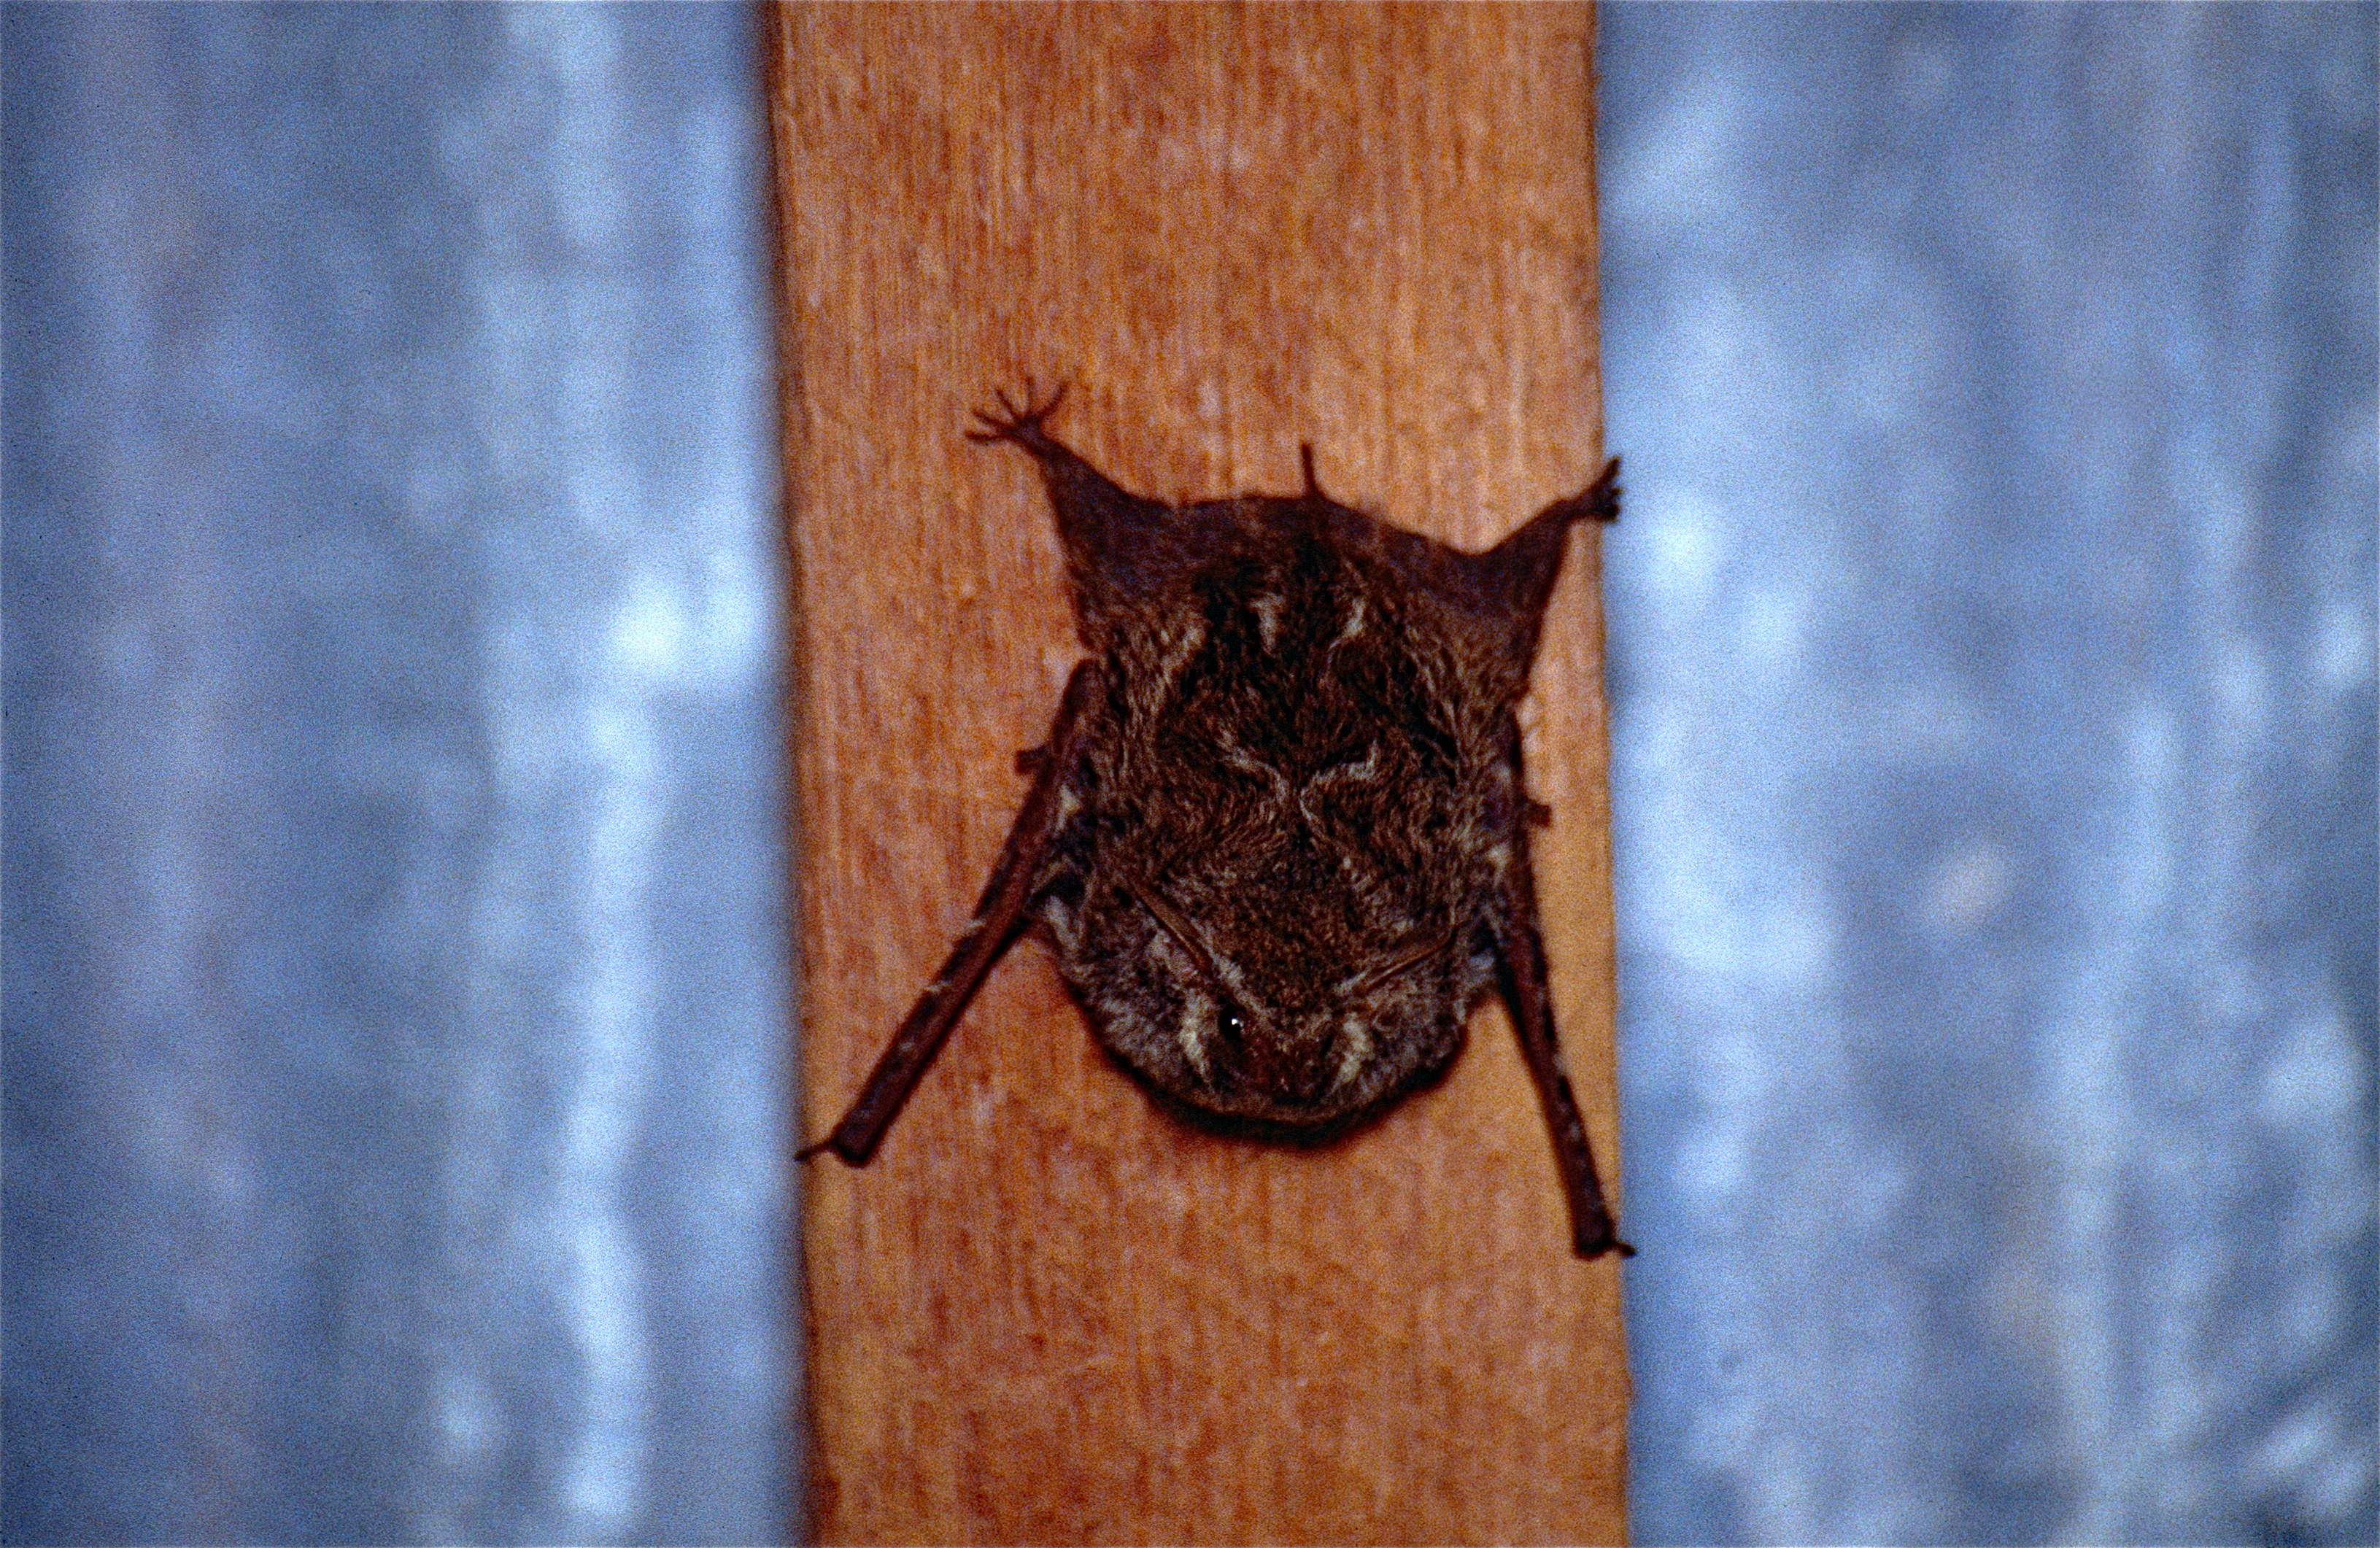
[803,389,1630,1261]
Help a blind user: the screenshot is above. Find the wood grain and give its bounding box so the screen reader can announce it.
[770,6,1626,1541]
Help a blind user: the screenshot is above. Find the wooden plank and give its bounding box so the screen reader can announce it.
[770,5,1626,1541]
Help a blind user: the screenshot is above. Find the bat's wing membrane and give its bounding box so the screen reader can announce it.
[800,660,1103,1165]
[1487,711,1633,1260]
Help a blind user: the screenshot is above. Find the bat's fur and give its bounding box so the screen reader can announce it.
[803,385,1631,1258]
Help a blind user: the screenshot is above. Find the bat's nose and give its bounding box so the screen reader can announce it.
[1246,1023,1340,1108]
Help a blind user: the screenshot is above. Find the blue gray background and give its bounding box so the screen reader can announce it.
[4,4,2371,1544]
[6,5,791,1543]
[1599,6,2375,1544]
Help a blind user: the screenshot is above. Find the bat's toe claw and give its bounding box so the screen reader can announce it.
[967,381,1071,448]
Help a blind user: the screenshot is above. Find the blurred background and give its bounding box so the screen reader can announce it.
[1599,7,2374,1543]
[5,7,792,1542]
[4,4,2371,1544]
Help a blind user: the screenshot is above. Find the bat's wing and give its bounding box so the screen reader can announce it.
[1488,711,1633,1261]
[970,385,1235,651]
[1371,458,1621,703]
[799,660,1103,1165]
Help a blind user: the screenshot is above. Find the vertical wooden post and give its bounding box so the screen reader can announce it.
[770,6,1626,1541]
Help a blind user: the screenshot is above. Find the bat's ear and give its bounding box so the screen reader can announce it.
[970,386,1197,641]
[1386,459,1620,690]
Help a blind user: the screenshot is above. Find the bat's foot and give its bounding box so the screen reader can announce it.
[1545,457,1621,527]
[1532,456,1628,535]
[967,379,1070,449]
[1585,457,1622,522]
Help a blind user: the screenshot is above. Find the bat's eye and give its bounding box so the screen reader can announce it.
[1178,991,1245,1090]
